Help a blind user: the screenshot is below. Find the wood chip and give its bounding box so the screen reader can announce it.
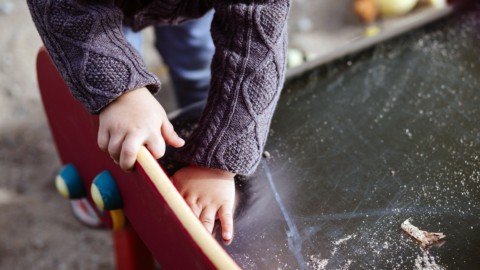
[401,218,446,247]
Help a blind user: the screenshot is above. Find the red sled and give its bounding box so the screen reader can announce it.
[36,47,241,270]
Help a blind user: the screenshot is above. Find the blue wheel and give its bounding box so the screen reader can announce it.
[55,164,85,199]
[91,171,123,211]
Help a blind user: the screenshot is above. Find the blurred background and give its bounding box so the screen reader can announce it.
[0,0,452,269]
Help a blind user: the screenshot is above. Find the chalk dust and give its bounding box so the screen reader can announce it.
[414,250,445,270]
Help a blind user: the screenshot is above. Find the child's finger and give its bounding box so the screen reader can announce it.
[146,134,166,159]
[107,133,125,163]
[161,119,185,148]
[218,205,234,243]
[97,128,109,152]
[119,134,142,171]
[185,198,201,217]
[199,207,217,234]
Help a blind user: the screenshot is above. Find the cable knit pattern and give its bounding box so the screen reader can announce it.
[247,59,279,114]
[132,0,213,30]
[27,0,290,175]
[175,0,290,175]
[49,1,93,42]
[27,0,160,114]
[224,129,259,172]
[85,52,130,92]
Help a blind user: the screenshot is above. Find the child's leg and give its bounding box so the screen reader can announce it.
[154,10,215,108]
[122,11,214,109]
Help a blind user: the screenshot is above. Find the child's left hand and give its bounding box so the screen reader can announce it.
[171,165,236,244]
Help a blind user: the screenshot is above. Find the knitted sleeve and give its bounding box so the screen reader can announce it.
[27,0,161,114]
[175,0,291,175]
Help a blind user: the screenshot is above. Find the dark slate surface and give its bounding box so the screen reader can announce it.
[170,4,480,269]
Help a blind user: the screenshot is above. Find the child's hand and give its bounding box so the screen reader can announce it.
[98,87,185,171]
[172,165,236,244]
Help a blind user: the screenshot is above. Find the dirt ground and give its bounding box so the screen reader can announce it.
[0,1,115,269]
[0,0,442,269]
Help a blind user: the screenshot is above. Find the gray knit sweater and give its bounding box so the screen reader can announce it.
[27,0,290,175]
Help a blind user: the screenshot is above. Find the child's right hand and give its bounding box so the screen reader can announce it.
[172,165,236,244]
[98,87,185,171]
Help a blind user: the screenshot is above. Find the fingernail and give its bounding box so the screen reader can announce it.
[178,137,185,145]
[223,231,232,240]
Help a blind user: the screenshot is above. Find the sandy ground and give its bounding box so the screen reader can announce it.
[0,0,443,269]
[0,1,115,269]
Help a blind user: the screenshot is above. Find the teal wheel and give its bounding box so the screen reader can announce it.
[55,164,85,199]
[91,171,123,211]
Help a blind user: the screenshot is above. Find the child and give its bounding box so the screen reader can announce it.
[27,0,291,243]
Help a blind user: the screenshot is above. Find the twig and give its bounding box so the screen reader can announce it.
[401,218,446,247]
